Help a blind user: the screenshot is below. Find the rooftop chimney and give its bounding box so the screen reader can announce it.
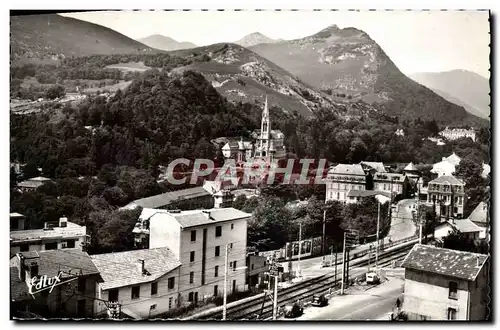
[17,254,26,282]
[139,259,145,275]
[59,216,68,228]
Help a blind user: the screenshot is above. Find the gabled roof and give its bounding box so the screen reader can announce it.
[91,247,181,290]
[360,161,387,173]
[328,164,365,176]
[451,219,482,233]
[401,244,488,281]
[468,202,488,225]
[124,186,211,209]
[404,162,418,172]
[17,176,52,189]
[10,212,25,218]
[444,153,461,166]
[14,249,99,278]
[429,175,464,186]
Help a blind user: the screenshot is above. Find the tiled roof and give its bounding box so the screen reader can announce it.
[17,177,52,189]
[429,175,464,186]
[173,208,251,228]
[347,190,391,198]
[10,222,86,243]
[360,161,387,173]
[468,202,488,225]
[373,173,405,181]
[451,219,482,233]
[14,249,99,278]
[125,186,211,209]
[328,164,365,176]
[444,153,461,166]
[401,244,488,281]
[150,207,251,229]
[10,212,25,218]
[91,247,181,290]
[10,267,30,302]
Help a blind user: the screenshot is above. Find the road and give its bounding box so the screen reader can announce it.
[292,277,404,320]
[287,199,417,279]
[388,199,417,241]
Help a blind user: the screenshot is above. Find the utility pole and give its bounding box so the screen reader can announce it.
[368,245,372,272]
[417,183,422,244]
[341,232,346,295]
[287,233,293,283]
[322,209,326,262]
[222,244,229,320]
[297,222,302,278]
[375,201,380,268]
[272,274,278,320]
[334,246,338,284]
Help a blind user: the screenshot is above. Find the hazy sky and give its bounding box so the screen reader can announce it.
[61,10,490,78]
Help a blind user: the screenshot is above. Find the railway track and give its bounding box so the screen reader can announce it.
[187,240,415,320]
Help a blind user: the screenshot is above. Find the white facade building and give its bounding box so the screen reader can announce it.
[439,127,476,142]
[149,208,250,303]
[92,247,181,319]
[10,217,87,256]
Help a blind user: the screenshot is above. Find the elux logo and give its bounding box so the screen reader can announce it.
[28,271,77,295]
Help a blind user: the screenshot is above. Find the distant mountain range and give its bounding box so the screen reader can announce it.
[9,14,488,127]
[409,70,490,120]
[137,34,197,51]
[234,32,280,48]
[248,24,486,126]
[10,14,154,65]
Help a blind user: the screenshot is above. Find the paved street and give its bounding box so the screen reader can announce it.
[290,276,404,321]
[388,199,417,241]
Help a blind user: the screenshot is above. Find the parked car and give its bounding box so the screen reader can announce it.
[366,272,380,285]
[311,294,328,307]
[283,302,303,318]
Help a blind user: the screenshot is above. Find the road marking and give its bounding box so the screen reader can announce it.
[337,293,401,320]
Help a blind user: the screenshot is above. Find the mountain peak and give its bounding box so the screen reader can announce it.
[313,24,369,40]
[234,32,277,48]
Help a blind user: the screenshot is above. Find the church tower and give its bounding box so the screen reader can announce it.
[257,96,271,158]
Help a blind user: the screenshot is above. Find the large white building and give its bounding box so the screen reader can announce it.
[10,217,88,256]
[325,164,367,203]
[439,127,476,142]
[149,208,250,303]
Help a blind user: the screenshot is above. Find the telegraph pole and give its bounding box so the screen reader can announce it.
[297,222,302,278]
[334,246,338,284]
[222,244,229,320]
[273,274,278,320]
[287,233,293,283]
[341,232,346,295]
[322,209,326,262]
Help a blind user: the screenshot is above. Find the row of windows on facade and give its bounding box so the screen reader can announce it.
[328,183,365,190]
[18,239,78,252]
[188,242,236,263]
[108,276,176,302]
[429,194,464,205]
[428,184,464,192]
[190,223,235,242]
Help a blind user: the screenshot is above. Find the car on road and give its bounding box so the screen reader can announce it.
[311,294,328,307]
[366,272,380,285]
[283,303,304,318]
